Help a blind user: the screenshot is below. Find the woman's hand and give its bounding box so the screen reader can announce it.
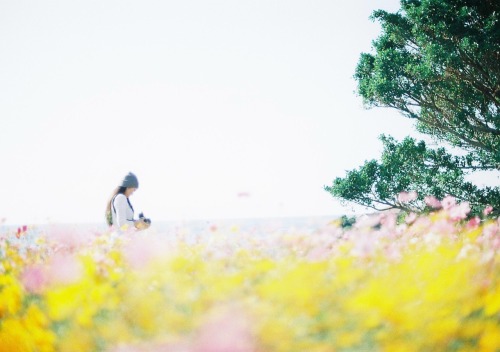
[134,219,150,230]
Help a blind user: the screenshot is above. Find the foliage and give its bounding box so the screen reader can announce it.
[0,202,500,351]
[338,215,357,229]
[330,0,499,214]
[355,0,500,163]
[325,135,500,217]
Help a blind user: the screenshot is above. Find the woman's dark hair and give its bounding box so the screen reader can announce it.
[105,186,127,226]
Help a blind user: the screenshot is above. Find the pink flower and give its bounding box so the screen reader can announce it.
[193,303,255,352]
[424,196,442,209]
[449,202,471,221]
[16,225,27,238]
[483,223,499,240]
[467,216,480,229]
[44,225,92,252]
[397,191,418,203]
[21,265,46,294]
[45,254,83,286]
[442,196,456,210]
[429,219,457,237]
[380,212,397,230]
[307,246,332,261]
[123,234,174,269]
[354,214,381,229]
[483,206,493,216]
[351,234,378,258]
[108,341,191,352]
[407,216,432,236]
[492,237,500,251]
[384,243,402,261]
[405,212,418,224]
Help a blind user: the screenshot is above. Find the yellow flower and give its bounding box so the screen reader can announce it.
[22,305,56,352]
[0,319,32,352]
[0,274,22,318]
[483,284,500,317]
[0,306,55,352]
[479,321,500,351]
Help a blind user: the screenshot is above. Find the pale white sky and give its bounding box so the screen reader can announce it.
[1,0,429,225]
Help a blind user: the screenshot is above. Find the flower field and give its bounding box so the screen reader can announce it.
[1,197,499,351]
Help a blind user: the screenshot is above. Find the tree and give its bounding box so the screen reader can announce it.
[327,0,500,216]
[325,135,500,216]
[356,0,499,164]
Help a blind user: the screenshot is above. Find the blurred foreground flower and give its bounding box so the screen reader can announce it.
[0,198,499,351]
[484,206,494,216]
[397,191,418,203]
[424,195,442,209]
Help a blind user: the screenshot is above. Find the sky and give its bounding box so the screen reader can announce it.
[0,0,458,225]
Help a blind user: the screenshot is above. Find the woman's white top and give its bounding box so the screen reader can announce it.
[112,193,135,228]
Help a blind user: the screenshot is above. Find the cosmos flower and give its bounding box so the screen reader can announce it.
[397,191,418,203]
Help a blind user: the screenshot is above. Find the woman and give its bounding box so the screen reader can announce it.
[105,172,150,230]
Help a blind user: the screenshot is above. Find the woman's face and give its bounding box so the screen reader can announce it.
[125,187,137,197]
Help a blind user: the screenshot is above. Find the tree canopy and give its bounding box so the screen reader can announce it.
[327,0,499,217]
[325,135,500,216]
[355,0,499,163]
